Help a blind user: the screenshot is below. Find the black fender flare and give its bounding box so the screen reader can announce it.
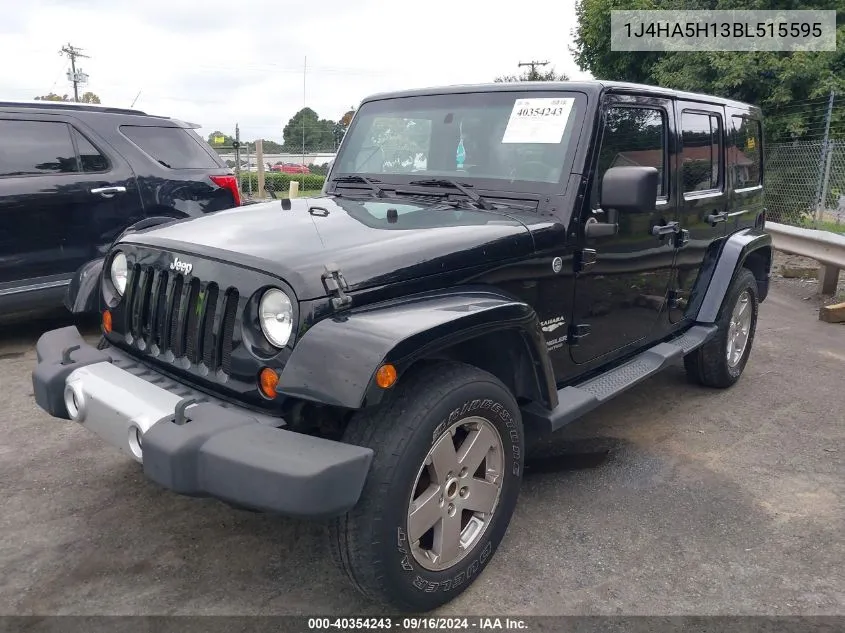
[694,228,772,323]
[64,216,181,315]
[278,287,558,411]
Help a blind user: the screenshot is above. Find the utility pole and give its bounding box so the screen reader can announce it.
[60,43,89,102]
[518,60,549,80]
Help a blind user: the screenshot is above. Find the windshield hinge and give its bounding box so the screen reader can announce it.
[321,263,352,310]
[573,249,597,274]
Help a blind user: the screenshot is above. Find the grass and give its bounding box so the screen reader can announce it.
[814,220,845,235]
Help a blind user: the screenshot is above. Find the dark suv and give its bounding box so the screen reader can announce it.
[32,81,770,611]
[0,100,240,317]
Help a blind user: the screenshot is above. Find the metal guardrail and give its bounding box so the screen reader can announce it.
[766,221,845,295]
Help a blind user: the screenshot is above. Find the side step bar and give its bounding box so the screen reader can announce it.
[521,324,718,434]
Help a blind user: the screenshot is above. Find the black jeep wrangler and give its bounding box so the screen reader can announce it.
[32,81,770,611]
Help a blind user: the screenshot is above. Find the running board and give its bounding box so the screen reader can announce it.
[521,325,718,434]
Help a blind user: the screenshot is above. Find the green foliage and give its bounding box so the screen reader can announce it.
[495,66,570,82]
[282,107,338,152]
[308,163,330,176]
[257,139,283,154]
[572,0,845,141]
[34,91,101,103]
[240,171,326,192]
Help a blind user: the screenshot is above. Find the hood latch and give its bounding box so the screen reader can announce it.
[321,263,352,310]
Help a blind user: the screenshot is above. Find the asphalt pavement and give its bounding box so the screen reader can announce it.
[0,285,842,616]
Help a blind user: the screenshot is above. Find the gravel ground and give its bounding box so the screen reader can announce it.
[0,285,842,616]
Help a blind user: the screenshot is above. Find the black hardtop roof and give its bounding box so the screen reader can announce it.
[361,80,760,113]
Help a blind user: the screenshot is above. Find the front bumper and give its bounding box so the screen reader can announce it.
[31,326,373,518]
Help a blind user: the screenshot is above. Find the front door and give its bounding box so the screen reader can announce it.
[570,97,677,364]
[668,102,728,323]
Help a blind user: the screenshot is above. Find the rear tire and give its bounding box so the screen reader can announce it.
[328,362,524,611]
[684,267,759,388]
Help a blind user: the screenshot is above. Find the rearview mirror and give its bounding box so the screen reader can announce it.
[600,166,659,214]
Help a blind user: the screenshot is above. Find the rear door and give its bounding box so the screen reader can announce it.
[725,108,764,233]
[0,115,141,288]
[668,102,728,323]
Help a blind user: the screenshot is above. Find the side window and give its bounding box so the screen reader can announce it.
[730,116,762,189]
[0,120,78,177]
[72,128,109,172]
[681,112,722,193]
[594,106,667,206]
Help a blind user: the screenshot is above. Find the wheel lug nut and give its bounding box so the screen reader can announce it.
[447,503,456,516]
[459,487,468,497]
[459,467,468,477]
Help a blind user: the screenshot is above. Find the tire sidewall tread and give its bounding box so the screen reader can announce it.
[328,361,524,611]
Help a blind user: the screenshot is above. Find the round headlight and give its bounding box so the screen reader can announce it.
[259,289,293,348]
[110,251,128,296]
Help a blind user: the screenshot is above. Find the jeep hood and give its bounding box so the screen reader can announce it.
[120,196,534,300]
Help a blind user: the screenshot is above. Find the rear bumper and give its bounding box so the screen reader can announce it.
[32,326,373,518]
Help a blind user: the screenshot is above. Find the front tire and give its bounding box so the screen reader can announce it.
[328,362,524,611]
[685,267,759,388]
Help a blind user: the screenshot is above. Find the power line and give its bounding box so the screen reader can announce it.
[59,43,90,102]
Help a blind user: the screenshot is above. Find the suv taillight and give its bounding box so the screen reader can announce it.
[210,174,242,207]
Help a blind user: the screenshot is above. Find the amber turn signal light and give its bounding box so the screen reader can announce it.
[102,310,112,334]
[375,363,397,389]
[259,367,279,399]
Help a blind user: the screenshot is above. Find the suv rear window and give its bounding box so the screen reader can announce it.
[120,125,218,169]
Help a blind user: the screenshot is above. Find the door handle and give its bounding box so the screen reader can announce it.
[707,211,728,225]
[651,221,680,237]
[90,186,127,198]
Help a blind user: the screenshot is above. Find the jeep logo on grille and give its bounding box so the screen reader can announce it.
[170,257,193,275]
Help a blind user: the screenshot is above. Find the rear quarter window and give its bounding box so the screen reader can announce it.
[120,125,219,169]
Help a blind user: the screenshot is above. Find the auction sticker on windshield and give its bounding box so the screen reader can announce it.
[501,98,575,144]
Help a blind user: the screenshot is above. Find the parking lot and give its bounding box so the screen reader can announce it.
[1,282,842,616]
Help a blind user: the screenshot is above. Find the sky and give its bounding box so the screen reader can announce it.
[1,0,593,144]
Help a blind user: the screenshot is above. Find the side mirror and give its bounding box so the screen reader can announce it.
[600,166,659,214]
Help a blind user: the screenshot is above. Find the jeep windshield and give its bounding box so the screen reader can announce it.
[330,89,587,198]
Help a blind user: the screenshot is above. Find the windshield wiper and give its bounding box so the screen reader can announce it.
[331,175,390,198]
[408,178,494,210]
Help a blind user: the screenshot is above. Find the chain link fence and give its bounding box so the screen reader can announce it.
[233,146,333,202]
[765,140,845,230]
[764,93,845,233]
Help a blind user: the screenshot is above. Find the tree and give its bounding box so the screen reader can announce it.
[495,66,569,82]
[282,107,338,152]
[572,0,845,141]
[257,139,283,153]
[34,91,101,103]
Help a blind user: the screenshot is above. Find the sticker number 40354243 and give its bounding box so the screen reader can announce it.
[501,97,575,145]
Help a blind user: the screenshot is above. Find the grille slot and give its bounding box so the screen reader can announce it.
[125,265,236,373]
[201,284,220,368]
[167,276,184,355]
[184,278,201,362]
[220,290,240,375]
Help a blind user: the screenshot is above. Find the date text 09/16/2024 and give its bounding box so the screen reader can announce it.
[307,617,529,630]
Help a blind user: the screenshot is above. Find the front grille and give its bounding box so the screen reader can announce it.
[125,264,239,372]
